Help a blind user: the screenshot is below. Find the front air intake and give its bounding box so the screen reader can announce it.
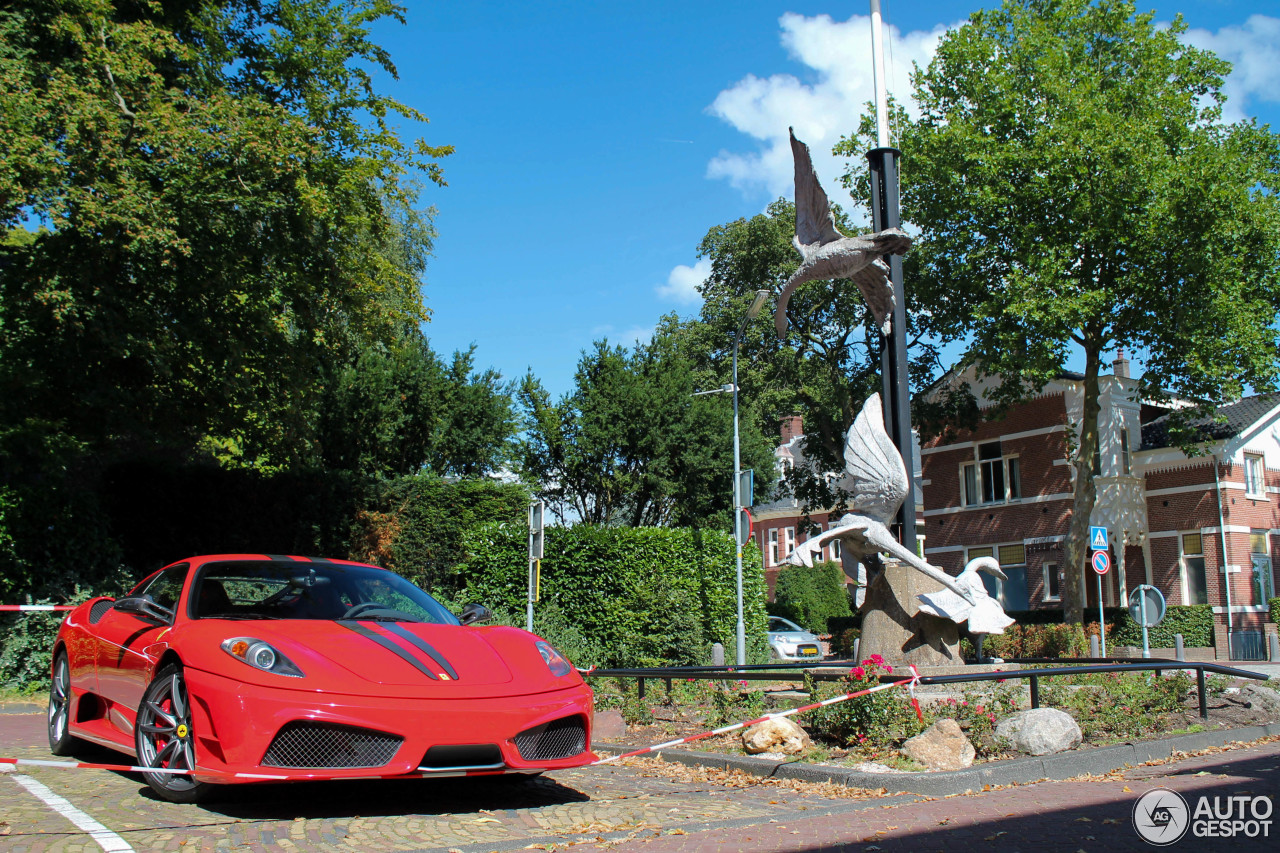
[261,722,402,769]
[513,715,587,761]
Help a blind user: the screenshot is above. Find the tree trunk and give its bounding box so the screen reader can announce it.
[1062,343,1104,625]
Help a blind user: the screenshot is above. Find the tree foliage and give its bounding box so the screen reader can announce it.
[0,0,453,468]
[517,316,775,528]
[837,0,1280,621]
[771,560,853,635]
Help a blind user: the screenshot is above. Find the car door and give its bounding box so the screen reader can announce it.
[95,564,189,720]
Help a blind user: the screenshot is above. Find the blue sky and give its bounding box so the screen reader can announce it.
[369,1,1280,398]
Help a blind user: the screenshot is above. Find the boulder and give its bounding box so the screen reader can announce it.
[742,716,811,755]
[593,709,628,741]
[900,718,975,771]
[1238,683,1280,718]
[995,708,1082,756]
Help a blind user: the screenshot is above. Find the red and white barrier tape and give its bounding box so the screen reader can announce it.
[0,605,74,612]
[0,756,287,780]
[592,664,922,766]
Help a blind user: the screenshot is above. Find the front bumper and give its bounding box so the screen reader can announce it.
[183,667,594,783]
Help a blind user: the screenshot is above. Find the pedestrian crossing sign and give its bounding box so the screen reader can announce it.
[1089,526,1108,550]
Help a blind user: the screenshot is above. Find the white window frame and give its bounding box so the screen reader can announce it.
[782,527,796,561]
[960,443,1022,507]
[1043,561,1061,601]
[768,529,780,566]
[1244,453,1266,498]
[1179,531,1208,606]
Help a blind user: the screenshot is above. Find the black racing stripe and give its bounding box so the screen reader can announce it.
[380,623,460,681]
[337,620,439,680]
[265,554,295,562]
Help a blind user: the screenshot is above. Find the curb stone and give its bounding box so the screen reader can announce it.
[596,721,1280,797]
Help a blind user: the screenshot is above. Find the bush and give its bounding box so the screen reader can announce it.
[1040,670,1192,740]
[1108,604,1215,649]
[978,623,1089,659]
[771,561,852,634]
[453,524,769,668]
[835,626,861,658]
[806,655,924,750]
[0,587,97,693]
[1269,597,1279,626]
[349,475,530,590]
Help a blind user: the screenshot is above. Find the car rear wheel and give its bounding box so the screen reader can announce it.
[135,664,217,803]
[47,652,78,755]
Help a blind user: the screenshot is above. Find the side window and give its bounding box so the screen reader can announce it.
[141,564,189,613]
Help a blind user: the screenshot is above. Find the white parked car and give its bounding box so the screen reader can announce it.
[767,616,822,661]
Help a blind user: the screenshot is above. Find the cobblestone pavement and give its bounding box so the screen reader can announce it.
[3,711,1278,852]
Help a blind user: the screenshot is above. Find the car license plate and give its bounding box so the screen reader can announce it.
[798,645,820,657]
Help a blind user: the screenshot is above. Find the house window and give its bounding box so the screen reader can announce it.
[966,546,994,562]
[1181,532,1208,606]
[830,539,841,561]
[960,441,1021,506]
[782,527,796,561]
[1044,561,1061,601]
[768,529,780,566]
[1251,531,1274,607]
[1245,453,1266,497]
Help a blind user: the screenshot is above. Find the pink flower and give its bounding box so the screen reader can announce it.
[975,705,985,714]
[868,654,885,665]
[852,666,866,680]
[884,664,893,674]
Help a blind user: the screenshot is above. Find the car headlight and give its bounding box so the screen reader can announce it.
[535,641,572,677]
[220,637,305,678]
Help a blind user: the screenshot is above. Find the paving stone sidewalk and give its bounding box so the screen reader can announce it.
[4,710,1278,852]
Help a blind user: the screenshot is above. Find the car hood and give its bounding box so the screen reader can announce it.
[296,620,514,686]
[174,620,583,698]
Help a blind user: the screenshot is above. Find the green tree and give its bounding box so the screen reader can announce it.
[319,336,518,479]
[0,0,452,468]
[517,316,775,528]
[772,560,852,635]
[837,0,1280,622]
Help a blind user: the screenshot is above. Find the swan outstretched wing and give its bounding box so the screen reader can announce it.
[855,519,973,603]
[840,394,908,523]
[790,128,842,249]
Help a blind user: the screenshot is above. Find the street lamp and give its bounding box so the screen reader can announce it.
[732,289,770,665]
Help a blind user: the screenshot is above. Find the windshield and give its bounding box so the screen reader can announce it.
[190,561,461,625]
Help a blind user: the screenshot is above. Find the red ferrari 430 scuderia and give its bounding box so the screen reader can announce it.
[48,554,595,801]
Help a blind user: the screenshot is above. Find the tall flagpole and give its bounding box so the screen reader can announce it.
[867,0,915,550]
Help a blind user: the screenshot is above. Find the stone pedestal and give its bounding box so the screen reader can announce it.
[858,560,961,666]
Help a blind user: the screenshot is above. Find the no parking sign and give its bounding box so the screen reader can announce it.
[1091,549,1111,575]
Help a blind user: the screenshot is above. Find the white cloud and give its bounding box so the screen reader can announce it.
[657,257,710,305]
[1182,15,1280,124]
[706,12,951,208]
[708,13,1280,207]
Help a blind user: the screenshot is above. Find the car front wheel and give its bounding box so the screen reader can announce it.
[135,663,217,803]
[47,652,78,755]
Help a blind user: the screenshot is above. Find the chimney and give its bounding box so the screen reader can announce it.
[1113,348,1130,379]
[780,415,803,444]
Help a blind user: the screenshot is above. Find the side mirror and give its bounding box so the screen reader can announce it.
[113,594,174,625]
[459,603,493,626]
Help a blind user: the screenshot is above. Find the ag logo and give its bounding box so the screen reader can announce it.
[1133,788,1190,845]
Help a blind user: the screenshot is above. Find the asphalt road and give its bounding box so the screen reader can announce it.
[2,708,1278,852]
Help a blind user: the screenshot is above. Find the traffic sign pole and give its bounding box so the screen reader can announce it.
[1098,572,1106,658]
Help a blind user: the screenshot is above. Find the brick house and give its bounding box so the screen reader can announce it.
[753,357,1280,657]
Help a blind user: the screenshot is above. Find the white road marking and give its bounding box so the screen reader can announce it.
[4,772,135,852]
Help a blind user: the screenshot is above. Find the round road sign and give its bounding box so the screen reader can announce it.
[1091,550,1111,575]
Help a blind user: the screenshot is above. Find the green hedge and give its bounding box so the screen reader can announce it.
[1269,597,1279,626]
[453,523,768,668]
[771,561,852,635]
[1105,604,1215,649]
